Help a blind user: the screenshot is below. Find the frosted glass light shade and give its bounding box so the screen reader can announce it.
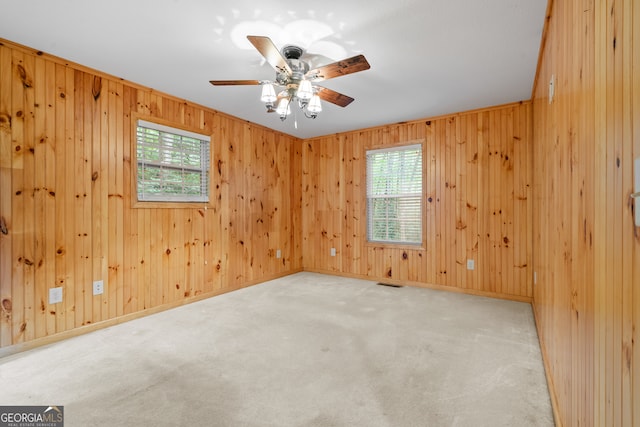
[276,98,291,116]
[307,94,322,113]
[260,84,277,103]
[296,80,313,100]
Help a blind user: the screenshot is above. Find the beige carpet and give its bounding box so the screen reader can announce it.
[0,272,553,426]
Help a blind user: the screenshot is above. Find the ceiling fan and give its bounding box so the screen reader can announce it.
[210,35,370,122]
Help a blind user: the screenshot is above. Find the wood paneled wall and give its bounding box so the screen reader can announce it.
[300,102,533,301]
[0,39,302,353]
[532,0,640,425]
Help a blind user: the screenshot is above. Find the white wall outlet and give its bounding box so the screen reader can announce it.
[93,280,104,296]
[534,271,538,285]
[330,247,336,257]
[549,74,555,104]
[276,249,282,259]
[466,259,475,270]
[49,287,63,304]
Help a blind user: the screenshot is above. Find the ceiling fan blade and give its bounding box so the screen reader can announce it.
[209,80,262,86]
[247,35,292,75]
[316,87,354,108]
[306,55,370,82]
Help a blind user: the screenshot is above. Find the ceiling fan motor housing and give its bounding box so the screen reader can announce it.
[277,45,309,85]
[281,44,303,59]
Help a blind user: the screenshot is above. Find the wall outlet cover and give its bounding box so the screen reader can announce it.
[93,280,104,296]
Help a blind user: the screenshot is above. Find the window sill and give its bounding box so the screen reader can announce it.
[365,241,426,251]
[132,200,213,209]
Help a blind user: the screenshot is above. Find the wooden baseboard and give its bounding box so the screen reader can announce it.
[531,301,562,427]
[303,268,533,303]
[0,269,302,359]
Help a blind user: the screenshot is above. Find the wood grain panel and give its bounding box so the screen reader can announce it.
[532,0,640,425]
[0,38,301,354]
[301,102,533,300]
[0,45,12,347]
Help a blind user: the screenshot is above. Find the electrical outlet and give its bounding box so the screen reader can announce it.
[330,247,336,257]
[276,249,282,259]
[49,287,63,304]
[93,280,104,296]
[466,259,475,270]
[534,271,537,285]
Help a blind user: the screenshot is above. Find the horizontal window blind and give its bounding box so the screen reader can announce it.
[366,143,422,244]
[136,120,210,202]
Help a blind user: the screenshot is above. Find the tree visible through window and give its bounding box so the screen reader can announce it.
[136,120,210,202]
[366,144,423,244]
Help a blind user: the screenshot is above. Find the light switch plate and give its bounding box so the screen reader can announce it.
[49,287,63,304]
[466,259,475,270]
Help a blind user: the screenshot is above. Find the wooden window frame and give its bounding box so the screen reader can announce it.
[131,115,213,209]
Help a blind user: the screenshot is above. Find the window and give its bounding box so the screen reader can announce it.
[366,143,423,244]
[135,120,210,203]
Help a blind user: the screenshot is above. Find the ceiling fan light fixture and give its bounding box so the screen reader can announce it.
[260,83,277,104]
[210,36,370,127]
[296,79,313,101]
[307,94,322,114]
[276,97,291,120]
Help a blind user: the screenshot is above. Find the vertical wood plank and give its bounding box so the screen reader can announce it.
[33,55,47,339]
[73,70,87,328]
[477,111,490,293]
[21,53,36,342]
[11,50,26,345]
[632,2,640,424]
[63,65,75,331]
[93,72,108,324]
[43,58,57,335]
[122,85,136,315]
[425,121,436,284]
[619,1,634,424]
[0,45,12,348]
[445,116,455,287]
[435,120,446,283]
[466,114,479,291]
[53,62,68,334]
[502,107,514,296]
[455,115,467,288]
[81,72,94,326]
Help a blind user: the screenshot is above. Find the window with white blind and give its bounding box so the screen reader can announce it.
[136,120,210,202]
[366,143,423,244]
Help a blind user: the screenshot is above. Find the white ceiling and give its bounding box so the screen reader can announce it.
[1,0,547,139]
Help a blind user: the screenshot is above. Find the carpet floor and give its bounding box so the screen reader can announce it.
[0,272,554,426]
